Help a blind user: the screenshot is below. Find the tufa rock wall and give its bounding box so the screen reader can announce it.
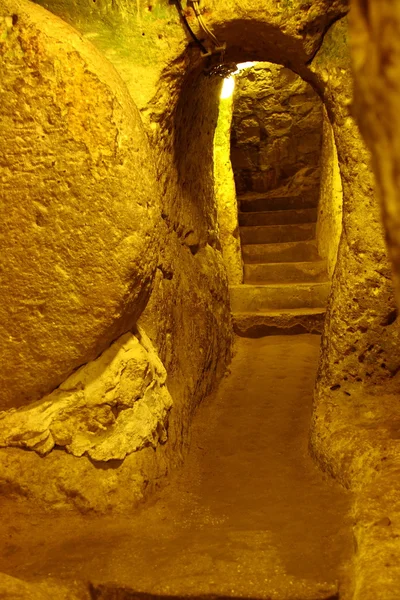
[3,0,400,593]
[309,17,400,400]
[315,107,343,278]
[308,15,400,600]
[0,0,232,512]
[348,1,400,597]
[213,88,243,286]
[0,2,160,411]
[137,65,234,447]
[231,63,323,199]
[350,0,400,308]
[0,0,356,515]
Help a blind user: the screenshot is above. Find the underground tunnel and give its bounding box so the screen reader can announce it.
[1,0,400,599]
[214,60,343,336]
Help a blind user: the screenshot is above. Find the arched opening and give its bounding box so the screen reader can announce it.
[213,61,343,336]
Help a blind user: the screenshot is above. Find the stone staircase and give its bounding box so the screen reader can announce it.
[230,191,330,336]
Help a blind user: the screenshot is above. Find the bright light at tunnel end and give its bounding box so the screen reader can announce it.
[220,62,259,100]
[220,76,235,99]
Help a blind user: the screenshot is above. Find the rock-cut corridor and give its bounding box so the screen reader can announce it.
[0,335,352,599]
[3,0,400,598]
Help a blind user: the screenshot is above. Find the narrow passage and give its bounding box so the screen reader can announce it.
[0,336,352,599]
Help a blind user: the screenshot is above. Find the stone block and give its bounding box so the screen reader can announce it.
[235,117,261,144]
[0,0,159,411]
[0,329,172,462]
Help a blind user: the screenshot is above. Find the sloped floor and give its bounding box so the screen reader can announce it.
[0,336,353,599]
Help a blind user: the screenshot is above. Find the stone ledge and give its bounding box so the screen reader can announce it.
[233,309,325,337]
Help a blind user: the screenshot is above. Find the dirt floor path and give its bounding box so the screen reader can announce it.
[0,335,353,599]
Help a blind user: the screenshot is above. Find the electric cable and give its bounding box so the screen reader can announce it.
[172,0,208,55]
[191,0,221,48]
[171,0,237,77]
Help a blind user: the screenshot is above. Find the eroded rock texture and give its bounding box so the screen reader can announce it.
[3,0,394,578]
[231,63,323,199]
[0,0,233,512]
[315,108,343,277]
[350,0,400,306]
[4,0,399,595]
[214,91,243,286]
[347,2,400,597]
[309,17,400,398]
[0,2,159,411]
[0,329,172,461]
[137,67,234,449]
[308,15,400,600]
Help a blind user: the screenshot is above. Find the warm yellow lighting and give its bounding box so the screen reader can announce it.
[220,62,259,100]
[220,76,235,99]
[235,61,258,72]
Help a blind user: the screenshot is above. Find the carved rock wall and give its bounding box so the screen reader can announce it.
[0,0,233,512]
[0,3,160,411]
[315,108,343,278]
[350,0,400,307]
[231,63,323,198]
[308,16,400,600]
[309,17,400,400]
[3,0,400,595]
[1,0,368,523]
[348,2,400,597]
[4,0,400,595]
[213,90,243,286]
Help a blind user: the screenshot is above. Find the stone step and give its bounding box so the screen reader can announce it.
[242,240,321,264]
[239,192,318,212]
[233,308,326,337]
[91,578,337,600]
[240,223,316,245]
[239,207,317,227]
[244,260,328,284]
[230,282,330,312]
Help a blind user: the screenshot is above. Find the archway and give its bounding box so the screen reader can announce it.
[214,61,343,336]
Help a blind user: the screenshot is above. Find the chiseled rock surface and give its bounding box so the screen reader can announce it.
[231,63,323,197]
[138,236,233,441]
[214,92,243,286]
[138,65,234,452]
[348,4,400,594]
[0,329,172,462]
[350,0,400,308]
[310,17,400,396]
[310,384,400,600]
[309,16,400,599]
[0,1,159,411]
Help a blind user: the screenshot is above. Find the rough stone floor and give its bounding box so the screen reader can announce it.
[0,336,353,600]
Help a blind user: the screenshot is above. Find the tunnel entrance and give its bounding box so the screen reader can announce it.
[214,62,343,338]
